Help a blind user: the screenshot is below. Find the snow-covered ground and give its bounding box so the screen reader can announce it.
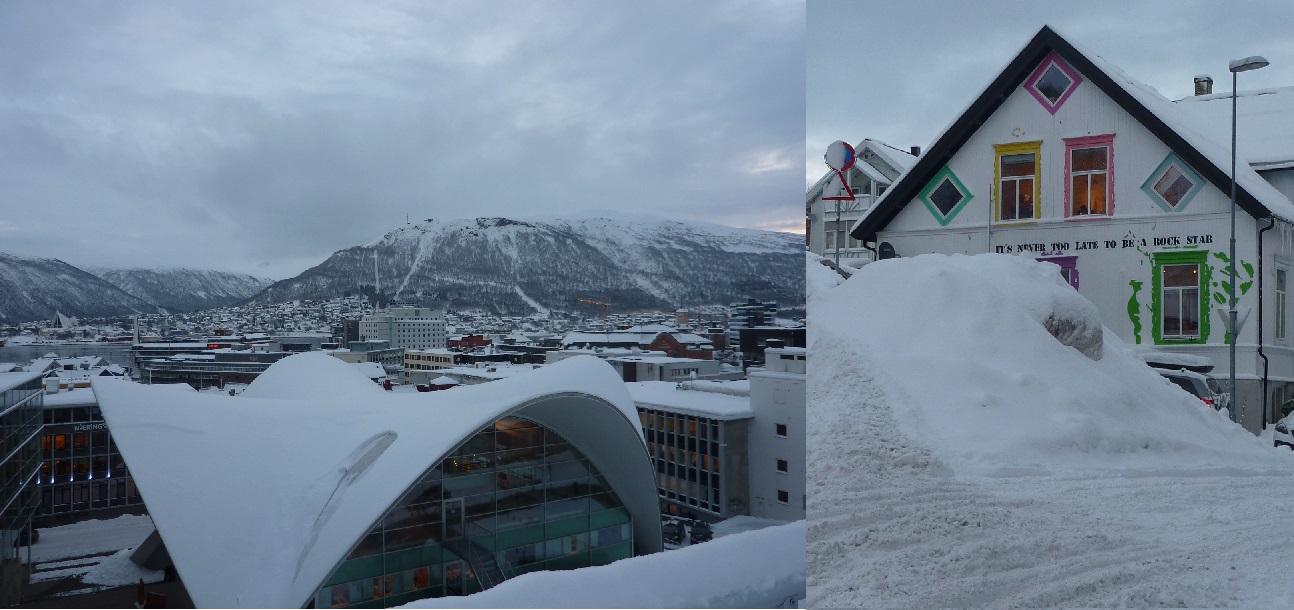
[18,514,163,590]
[808,253,1294,607]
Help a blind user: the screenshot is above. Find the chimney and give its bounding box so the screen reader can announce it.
[1194,74,1214,96]
[910,146,921,157]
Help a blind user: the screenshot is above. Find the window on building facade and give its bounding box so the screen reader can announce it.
[1024,52,1082,114]
[1143,154,1204,212]
[1153,250,1209,344]
[776,490,790,504]
[775,423,787,437]
[994,142,1041,222]
[1065,135,1114,217]
[776,459,788,474]
[919,166,973,226]
[1279,267,1288,341]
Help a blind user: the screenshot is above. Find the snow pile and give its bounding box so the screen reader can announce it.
[20,514,155,563]
[240,351,384,400]
[402,520,805,609]
[813,253,1278,476]
[81,547,165,587]
[808,253,1294,607]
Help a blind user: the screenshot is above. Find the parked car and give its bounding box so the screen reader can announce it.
[689,521,713,544]
[1157,368,1222,409]
[1275,413,1294,449]
[1205,376,1231,413]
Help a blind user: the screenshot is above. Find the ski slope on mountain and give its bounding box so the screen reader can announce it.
[807,253,1294,607]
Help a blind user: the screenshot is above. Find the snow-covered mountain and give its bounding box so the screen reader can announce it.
[0,252,162,322]
[88,267,275,313]
[246,216,805,314]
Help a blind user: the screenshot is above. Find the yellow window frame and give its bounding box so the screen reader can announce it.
[993,141,1042,223]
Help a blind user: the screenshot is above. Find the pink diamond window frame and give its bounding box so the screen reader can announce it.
[1064,134,1115,220]
[1025,51,1083,115]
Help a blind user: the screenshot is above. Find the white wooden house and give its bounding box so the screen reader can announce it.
[806,139,916,262]
[850,25,1294,433]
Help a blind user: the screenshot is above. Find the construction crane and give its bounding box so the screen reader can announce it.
[577,296,610,329]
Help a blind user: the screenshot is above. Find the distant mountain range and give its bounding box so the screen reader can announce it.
[0,252,273,323]
[0,216,802,323]
[87,268,275,313]
[245,216,804,315]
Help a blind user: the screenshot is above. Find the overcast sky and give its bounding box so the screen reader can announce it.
[0,1,804,280]
[807,1,1294,188]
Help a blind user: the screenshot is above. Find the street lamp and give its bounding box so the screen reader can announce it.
[1228,55,1269,424]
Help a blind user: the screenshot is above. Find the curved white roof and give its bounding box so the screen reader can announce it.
[91,354,657,608]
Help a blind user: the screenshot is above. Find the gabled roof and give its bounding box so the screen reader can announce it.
[851,25,1294,241]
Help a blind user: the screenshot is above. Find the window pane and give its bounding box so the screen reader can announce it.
[1089,174,1107,215]
[1001,153,1035,177]
[1071,175,1089,215]
[1001,181,1017,220]
[1019,179,1034,218]
[1164,290,1182,336]
[1163,264,1198,288]
[1072,147,1107,172]
[1181,288,1199,335]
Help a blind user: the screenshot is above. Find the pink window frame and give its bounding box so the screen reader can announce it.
[1037,255,1079,290]
[1024,51,1083,115]
[1063,134,1115,220]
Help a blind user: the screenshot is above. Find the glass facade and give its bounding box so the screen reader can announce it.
[315,417,634,609]
[638,408,723,516]
[1,374,43,565]
[38,403,141,516]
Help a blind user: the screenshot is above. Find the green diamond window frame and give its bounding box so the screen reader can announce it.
[1151,249,1210,345]
[919,167,973,226]
[1142,154,1206,213]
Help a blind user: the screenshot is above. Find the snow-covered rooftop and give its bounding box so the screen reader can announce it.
[1175,87,1294,167]
[626,381,754,420]
[91,352,658,608]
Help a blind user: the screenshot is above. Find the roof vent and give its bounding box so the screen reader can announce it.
[910,146,921,157]
[1194,74,1213,96]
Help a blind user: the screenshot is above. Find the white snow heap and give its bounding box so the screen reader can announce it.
[811,253,1283,475]
[91,354,655,608]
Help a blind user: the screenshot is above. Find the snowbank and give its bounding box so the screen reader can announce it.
[81,547,165,587]
[812,253,1282,476]
[401,521,805,609]
[807,253,1294,607]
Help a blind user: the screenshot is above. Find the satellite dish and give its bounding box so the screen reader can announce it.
[824,140,856,172]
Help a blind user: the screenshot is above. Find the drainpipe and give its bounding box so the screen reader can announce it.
[863,237,877,259]
[1258,216,1276,427]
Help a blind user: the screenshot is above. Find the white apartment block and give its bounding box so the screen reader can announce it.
[359,307,447,351]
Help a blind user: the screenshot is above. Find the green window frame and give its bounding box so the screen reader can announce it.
[1152,250,1210,345]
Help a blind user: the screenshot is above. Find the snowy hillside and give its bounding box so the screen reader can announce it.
[807,253,1294,607]
[0,252,161,322]
[247,216,804,314]
[88,267,274,313]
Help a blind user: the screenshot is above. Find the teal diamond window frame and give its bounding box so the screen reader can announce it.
[1142,153,1205,213]
[919,166,973,226]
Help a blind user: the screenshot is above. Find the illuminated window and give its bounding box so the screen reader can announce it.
[1153,250,1210,345]
[994,141,1041,222]
[1065,135,1114,217]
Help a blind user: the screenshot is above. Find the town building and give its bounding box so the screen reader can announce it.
[747,346,806,521]
[848,25,1294,432]
[737,328,807,369]
[92,353,662,608]
[727,299,778,347]
[0,371,44,606]
[806,139,917,263]
[559,325,716,360]
[605,356,724,383]
[628,380,752,521]
[360,307,447,351]
[36,385,142,523]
